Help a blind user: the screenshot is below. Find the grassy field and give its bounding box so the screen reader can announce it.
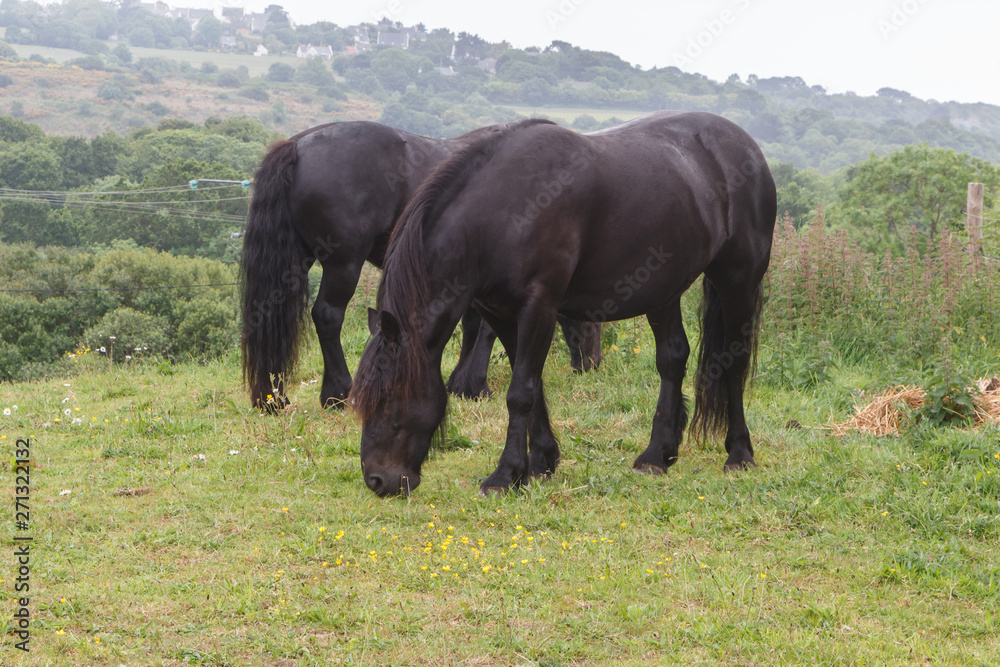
[1,269,999,666]
[2,36,302,78]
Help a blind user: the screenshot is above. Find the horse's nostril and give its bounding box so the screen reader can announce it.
[365,473,385,495]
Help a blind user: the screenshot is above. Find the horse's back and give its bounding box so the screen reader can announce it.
[286,122,452,262]
[431,112,775,322]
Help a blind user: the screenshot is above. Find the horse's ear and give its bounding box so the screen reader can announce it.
[367,307,379,336]
[379,310,401,344]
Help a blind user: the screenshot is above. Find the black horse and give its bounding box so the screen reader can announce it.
[350,111,776,496]
[240,121,600,409]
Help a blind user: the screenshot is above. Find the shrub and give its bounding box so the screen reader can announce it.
[0,343,23,381]
[82,307,171,363]
[0,73,12,88]
[239,86,270,102]
[266,62,295,82]
[97,81,134,101]
[175,298,238,360]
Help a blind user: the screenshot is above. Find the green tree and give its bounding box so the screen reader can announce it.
[266,61,295,82]
[831,145,1000,252]
[0,143,62,190]
[193,14,223,49]
[770,161,834,228]
[111,42,133,64]
[371,48,425,93]
[0,115,45,143]
[294,57,334,86]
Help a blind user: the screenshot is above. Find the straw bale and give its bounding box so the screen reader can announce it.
[832,378,1000,436]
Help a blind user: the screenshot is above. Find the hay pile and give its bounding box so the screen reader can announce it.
[833,378,1000,436]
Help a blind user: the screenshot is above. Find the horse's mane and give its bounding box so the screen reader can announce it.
[349,118,555,420]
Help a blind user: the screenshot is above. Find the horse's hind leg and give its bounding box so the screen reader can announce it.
[446,308,496,399]
[701,271,763,471]
[558,316,602,372]
[633,303,689,474]
[312,260,363,409]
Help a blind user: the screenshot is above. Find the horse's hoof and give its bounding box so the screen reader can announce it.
[633,463,667,476]
[723,459,756,473]
[479,485,511,497]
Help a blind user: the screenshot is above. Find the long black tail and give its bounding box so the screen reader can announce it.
[240,140,310,408]
[690,277,763,439]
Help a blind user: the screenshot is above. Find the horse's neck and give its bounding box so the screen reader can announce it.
[420,264,476,361]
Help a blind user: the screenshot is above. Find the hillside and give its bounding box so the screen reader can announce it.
[3,19,1000,172]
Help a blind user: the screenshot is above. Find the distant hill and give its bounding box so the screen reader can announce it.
[3,9,1000,172]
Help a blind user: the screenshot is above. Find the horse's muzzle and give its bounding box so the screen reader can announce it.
[364,469,421,497]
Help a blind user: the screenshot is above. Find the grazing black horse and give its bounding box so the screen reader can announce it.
[350,111,776,497]
[240,121,601,409]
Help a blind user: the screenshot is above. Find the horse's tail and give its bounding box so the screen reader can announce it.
[690,277,763,439]
[240,139,310,409]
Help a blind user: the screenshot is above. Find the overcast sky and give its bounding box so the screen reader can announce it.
[203,0,1000,106]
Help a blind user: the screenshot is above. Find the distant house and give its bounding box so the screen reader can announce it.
[171,7,216,29]
[246,12,268,33]
[435,66,456,77]
[476,58,497,74]
[296,44,334,60]
[377,31,410,49]
[220,35,236,49]
[400,26,426,43]
[350,26,372,53]
[139,1,170,17]
[254,44,268,57]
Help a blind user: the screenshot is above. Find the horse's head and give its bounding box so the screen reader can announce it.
[351,309,447,497]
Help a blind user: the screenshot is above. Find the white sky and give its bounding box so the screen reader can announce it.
[201,0,1000,105]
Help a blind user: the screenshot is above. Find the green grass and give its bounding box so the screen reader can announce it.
[3,38,302,78]
[2,283,999,665]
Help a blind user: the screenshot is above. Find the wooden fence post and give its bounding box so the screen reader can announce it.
[967,182,984,264]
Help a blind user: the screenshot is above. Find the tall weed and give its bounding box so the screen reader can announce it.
[763,214,998,382]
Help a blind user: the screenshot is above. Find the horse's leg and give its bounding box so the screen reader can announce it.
[633,303,689,474]
[715,282,759,471]
[312,260,363,409]
[558,316,602,372]
[446,308,496,399]
[579,321,602,371]
[479,304,559,493]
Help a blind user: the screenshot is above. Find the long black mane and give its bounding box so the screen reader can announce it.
[349,118,555,420]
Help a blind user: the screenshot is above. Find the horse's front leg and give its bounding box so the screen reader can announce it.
[480,305,558,495]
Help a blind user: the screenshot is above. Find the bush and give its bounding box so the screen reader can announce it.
[0,73,12,88]
[97,81,134,101]
[0,343,23,381]
[175,298,238,360]
[266,62,295,82]
[216,70,242,88]
[239,86,270,102]
[82,307,171,363]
